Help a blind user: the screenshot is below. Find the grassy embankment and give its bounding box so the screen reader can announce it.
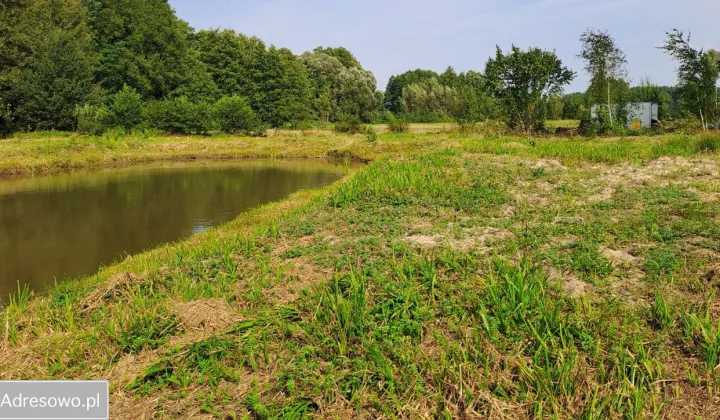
[1,130,720,418]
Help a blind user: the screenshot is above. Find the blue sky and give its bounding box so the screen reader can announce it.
[169,0,719,93]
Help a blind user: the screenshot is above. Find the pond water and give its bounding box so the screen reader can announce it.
[0,160,347,298]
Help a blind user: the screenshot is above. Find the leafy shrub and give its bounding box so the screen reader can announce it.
[578,118,627,137]
[106,85,144,130]
[75,104,109,135]
[334,116,363,134]
[578,118,600,137]
[297,120,317,132]
[365,125,378,142]
[144,97,214,135]
[214,95,262,134]
[387,114,410,133]
[668,118,703,134]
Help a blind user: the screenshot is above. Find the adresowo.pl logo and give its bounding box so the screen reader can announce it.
[0,393,102,410]
[0,381,108,420]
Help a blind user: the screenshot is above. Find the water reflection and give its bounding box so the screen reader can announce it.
[0,160,347,297]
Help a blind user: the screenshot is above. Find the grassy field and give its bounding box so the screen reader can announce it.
[1,130,720,418]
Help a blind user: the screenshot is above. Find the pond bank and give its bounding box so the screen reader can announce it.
[1,133,719,418]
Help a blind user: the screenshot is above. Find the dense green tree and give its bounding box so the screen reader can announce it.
[300,51,378,122]
[485,46,575,133]
[214,95,261,133]
[85,0,197,100]
[439,66,460,87]
[383,69,439,114]
[561,93,587,120]
[106,85,143,130]
[454,70,497,123]
[384,68,496,123]
[578,29,628,124]
[1,0,100,131]
[313,46,362,69]
[660,30,719,129]
[190,29,263,98]
[171,49,219,103]
[252,47,313,127]
[402,78,458,118]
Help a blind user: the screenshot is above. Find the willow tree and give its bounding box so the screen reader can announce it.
[578,29,628,125]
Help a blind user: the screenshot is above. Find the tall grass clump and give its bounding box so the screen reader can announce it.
[680,295,720,374]
[694,134,720,153]
[329,157,448,208]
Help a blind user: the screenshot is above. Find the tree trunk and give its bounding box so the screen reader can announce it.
[607,81,613,125]
[699,109,706,131]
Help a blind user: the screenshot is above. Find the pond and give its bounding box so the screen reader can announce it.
[0,160,347,299]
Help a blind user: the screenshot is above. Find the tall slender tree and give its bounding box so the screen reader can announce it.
[660,30,719,129]
[578,29,628,124]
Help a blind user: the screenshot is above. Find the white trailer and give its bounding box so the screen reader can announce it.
[590,102,659,129]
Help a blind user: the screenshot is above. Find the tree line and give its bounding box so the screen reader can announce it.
[0,0,718,135]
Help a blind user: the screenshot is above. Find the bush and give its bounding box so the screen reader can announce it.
[334,116,363,134]
[144,97,214,135]
[365,125,378,142]
[75,104,109,135]
[478,119,510,137]
[668,118,703,134]
[214,95,262,134]
[387,114,410,134]
[578,118,627,137]
[107,85,144,130]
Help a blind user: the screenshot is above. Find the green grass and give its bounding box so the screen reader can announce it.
[1,130,719,176]
[1,130,719,417]
[545,119,580,129]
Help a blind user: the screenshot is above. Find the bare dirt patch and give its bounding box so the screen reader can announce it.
[587,187,615,202]
[406,235,440,249]
[410,218,434,230]
[405,227,514,253]
[600,246,640,268]
[450,227,515,252]
[607,271,647,304]
[587,156,720,193]
[527,159,567,170]
[547,267,595,298]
